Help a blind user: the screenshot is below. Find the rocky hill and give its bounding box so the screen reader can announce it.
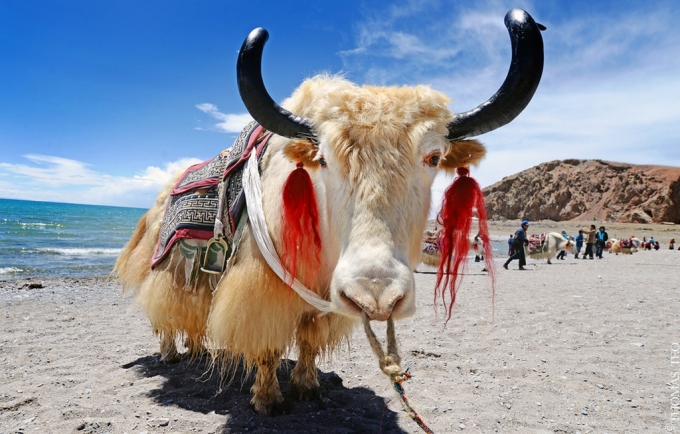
[482,159,680,223]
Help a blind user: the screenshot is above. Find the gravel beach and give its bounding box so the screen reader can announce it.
[1,222,679,433]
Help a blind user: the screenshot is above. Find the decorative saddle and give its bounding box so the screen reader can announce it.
[151,121,271,280]
[527,233,546,254]
[619,238,633,249]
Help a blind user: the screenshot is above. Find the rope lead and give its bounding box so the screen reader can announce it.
[362,314,435,434]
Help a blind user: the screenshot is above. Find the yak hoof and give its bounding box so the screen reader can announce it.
[158,350,182,364]
[251,395,291,416]
[290,384,322,402]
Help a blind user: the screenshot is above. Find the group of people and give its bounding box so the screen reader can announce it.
[578,224,609,260]
[503,222,610,270]
[641,236,661,250]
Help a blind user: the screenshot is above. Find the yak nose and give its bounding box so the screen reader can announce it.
[341,277,406,321]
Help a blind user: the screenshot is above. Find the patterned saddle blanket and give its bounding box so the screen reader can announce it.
[422,241,439,256]
[619,238,633,249]
[527,233,546,255]
[151,121,271,271]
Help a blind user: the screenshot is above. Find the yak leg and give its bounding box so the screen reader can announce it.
[251,350,286,415]
[290,313,330,401]
[159,333,181,363]
[290,340,321,401]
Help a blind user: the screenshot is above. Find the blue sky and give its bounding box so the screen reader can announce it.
[1,0,679,210]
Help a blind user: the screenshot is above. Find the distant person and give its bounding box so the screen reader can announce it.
[556,230,569,260]
[508,234,514,256]
[503,220,529,270]
[582,224,596,260]
[574,230,585,259]
[670,238,675,250]
[654,241,660,250]
[646,236,655,251]
[595,226,608,259]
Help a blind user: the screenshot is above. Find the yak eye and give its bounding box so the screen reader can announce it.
[425,153,441,167]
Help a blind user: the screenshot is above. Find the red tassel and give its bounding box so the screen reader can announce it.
[435,167,496,322]
[281,162,322,287]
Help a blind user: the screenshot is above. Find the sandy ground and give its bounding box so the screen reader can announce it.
[1,222,679,433]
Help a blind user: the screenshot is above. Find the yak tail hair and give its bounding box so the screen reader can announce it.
[435,166,496,322]
[280,162,322,287]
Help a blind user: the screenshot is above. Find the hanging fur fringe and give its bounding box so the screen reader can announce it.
[281,162,322,287]
[435,167,496,321]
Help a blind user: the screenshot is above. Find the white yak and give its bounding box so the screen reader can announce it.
[610,237,640,255]
[114,9,544,416]
[526,232,576,264]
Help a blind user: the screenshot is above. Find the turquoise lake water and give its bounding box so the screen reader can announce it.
[0,197,509,280]
[0,198,146,279]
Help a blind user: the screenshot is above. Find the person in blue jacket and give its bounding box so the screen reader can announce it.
[574,230,585,259]
[503,220,529,270]
[595,226,609,259]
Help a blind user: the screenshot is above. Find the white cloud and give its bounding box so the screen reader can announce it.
[0,154,202,208]
[196,103,253,133]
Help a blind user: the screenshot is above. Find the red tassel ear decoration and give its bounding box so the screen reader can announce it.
[435,166,496,322]
[281,162,322,287]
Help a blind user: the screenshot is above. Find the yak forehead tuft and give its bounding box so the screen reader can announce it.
[283,74,453,134]
[282,74,453,184]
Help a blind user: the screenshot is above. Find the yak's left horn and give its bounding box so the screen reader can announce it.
[237,28,316,140]
[447,9,545,140]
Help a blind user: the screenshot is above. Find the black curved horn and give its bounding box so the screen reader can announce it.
[447,9,544,140]
[237,28,315,139]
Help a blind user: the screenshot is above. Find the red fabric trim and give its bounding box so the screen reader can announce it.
[150,228,214,268]
[171,159,216,195]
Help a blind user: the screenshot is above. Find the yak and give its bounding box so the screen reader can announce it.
[115,9,544,417]
[525,232,577,264]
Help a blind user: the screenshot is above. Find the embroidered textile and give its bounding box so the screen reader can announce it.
[151,121,270,267]
[527,233,546,255]
[422,241,439,255]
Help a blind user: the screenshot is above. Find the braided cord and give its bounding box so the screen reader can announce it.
[362,314,435,434]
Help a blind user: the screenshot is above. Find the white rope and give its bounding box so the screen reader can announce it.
[243,151,334,313]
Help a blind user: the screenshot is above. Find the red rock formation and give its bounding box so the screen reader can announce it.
[482,159,680,223]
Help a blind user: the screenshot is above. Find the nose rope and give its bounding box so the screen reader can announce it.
[362,313,434,434]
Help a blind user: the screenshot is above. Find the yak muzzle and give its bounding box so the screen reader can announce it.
[331,261,416,321]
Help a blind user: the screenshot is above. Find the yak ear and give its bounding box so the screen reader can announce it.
[282,139,322,169]
[439,139,486,173]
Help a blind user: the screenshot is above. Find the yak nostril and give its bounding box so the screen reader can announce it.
[339,291,403,321]
[340,292,369,317]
